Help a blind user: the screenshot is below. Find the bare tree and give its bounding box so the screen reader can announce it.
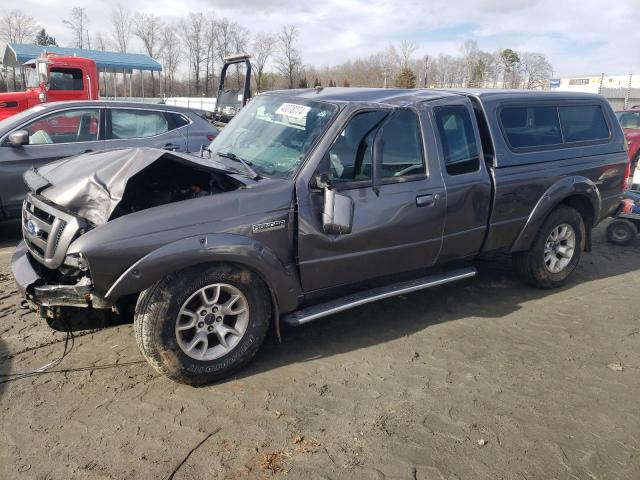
[210,17,234,94]
[275,25,302,89]
[94,32,109,51]
[251,32,276,92]
[520,52,552,89]
[111,3,132,53]
[205,18,250,93]
[134,12,163,95]
[160,25,181,95]
[63,7,89,49]
[231,24,250,87]
[0,10,39,44]
[399,40,418,69]
[179,12,207,95]
[203,16,217,96]
[0,9,39,91]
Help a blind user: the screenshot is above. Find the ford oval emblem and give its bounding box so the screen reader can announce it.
[26,219,39,236]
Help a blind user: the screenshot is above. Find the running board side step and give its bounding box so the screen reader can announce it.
[282,267,477,326]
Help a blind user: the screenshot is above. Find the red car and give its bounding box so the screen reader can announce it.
[616,107,640,189]
[616,107,640,165]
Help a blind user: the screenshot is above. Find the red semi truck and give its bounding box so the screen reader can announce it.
[0,53,99,121]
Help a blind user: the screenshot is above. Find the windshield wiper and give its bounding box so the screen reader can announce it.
[216,151,261,180]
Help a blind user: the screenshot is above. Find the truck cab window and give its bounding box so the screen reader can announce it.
[49,68,84,91]
[329,109,424,182]
[435,105,480,175]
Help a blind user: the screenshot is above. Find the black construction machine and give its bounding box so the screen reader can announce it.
[214,54,252,126]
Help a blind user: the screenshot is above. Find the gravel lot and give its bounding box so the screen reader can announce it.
[0,218,639,479]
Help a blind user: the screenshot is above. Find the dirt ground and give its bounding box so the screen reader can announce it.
[0,218,638,480]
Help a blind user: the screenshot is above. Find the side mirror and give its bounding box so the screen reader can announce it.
[312,172,331,190]
[372,128,384,196]
[322,186,354,234]
[8,130,29,147]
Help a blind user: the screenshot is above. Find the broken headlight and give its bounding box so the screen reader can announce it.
[63,252,89,272]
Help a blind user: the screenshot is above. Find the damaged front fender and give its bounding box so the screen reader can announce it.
[105,233,302,313]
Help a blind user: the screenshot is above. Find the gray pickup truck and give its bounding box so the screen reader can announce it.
[11,88,628,385]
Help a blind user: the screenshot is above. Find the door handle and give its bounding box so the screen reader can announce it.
[163,143,178,151]
[82,149,93,154]
[416,194,435,207]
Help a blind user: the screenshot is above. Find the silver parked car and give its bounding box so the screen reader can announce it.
[0,100,218,220]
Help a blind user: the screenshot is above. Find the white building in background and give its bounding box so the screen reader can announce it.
[552,74,640,94]
[550,74,640,109]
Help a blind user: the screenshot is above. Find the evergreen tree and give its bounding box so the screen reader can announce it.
[313,77,321,87]
[395,67,417,88]
[35,28,58,46]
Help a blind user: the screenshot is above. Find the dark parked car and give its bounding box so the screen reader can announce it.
[0,101,218,220]
[12,88,628,385]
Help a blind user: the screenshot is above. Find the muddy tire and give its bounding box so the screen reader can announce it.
[513,206,585,289]
[134,264,271,386]
[606,219,637,246]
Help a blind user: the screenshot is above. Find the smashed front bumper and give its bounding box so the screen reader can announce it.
[11,241,112,310]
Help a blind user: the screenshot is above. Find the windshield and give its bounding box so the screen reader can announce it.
[616,111,640,129]
[209,95,338,178]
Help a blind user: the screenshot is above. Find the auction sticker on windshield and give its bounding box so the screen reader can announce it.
[276,103,311,119]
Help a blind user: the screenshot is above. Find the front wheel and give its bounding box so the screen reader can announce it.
[134,264,271,385]
[513,206,585,289]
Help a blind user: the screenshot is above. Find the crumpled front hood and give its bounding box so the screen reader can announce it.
[24,147,248,225]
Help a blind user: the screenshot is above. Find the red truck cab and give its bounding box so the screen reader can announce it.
[0,54,99,121]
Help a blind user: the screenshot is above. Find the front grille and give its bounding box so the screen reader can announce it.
[22,194,81,269]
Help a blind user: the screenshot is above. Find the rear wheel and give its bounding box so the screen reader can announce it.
[607,219,637,246]
[134,264,271,385]
[513,206,585,289]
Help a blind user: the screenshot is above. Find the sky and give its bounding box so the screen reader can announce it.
[8,0,640,76]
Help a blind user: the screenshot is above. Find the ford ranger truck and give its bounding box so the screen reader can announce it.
[12,88,628,385]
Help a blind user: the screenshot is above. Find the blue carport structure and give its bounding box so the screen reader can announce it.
[2,43,162,98]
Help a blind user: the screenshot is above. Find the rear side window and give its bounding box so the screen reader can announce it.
[500,106,562,148]
[434,105,480,175]
[167,113,190,130]
[559,106,609,142]
[110,109,169,139]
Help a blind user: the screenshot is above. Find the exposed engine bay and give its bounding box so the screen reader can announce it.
[24,148,246,226]
[111,156,240,219]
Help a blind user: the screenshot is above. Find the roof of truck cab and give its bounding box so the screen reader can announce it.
[262,87,607,106]
[443,88,607,101]
[261,87,460,105]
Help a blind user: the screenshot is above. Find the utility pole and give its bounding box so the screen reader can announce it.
[423,55,430,88]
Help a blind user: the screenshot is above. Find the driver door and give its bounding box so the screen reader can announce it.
[19,107,104,171]
[296,107,446,293]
